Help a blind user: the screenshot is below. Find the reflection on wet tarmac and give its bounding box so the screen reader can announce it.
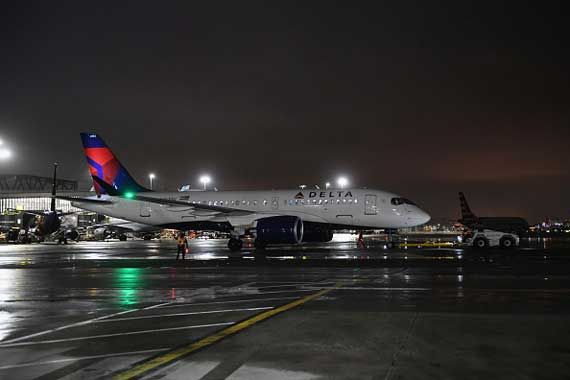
[0,240,570,379]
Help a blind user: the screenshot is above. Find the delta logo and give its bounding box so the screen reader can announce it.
[294,191,353,199]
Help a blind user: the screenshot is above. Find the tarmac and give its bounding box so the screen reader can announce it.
[1,237,570,379]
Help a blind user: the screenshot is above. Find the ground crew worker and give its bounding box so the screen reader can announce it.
[176,232,189,260]
[357,231,365,249]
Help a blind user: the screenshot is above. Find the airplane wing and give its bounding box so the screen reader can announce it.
[134,194,254,216]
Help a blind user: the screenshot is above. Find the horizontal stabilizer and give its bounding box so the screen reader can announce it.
[56,195,114,205]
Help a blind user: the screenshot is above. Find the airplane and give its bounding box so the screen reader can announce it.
[458,192,528,235]
[88,217,161,241]
[60,133,431,251]
[21,163,80,244]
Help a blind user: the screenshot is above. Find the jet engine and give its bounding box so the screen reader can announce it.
[254,216,304,244]
[302,223,333,243]
[34,212,61,236]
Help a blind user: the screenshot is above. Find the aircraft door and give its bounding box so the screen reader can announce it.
[140,202,151,217]
[271,197,279,210]
[365,194,378,215]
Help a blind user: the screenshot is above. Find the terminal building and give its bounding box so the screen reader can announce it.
[0,174,84,213]
[0,174,95,232]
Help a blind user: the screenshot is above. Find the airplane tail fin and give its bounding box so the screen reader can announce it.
[458,192,477,223]
[80,133,150,196]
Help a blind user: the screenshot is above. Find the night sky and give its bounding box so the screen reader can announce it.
[0,2,568,222]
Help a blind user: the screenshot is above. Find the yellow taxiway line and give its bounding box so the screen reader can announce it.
[113,284,340,380]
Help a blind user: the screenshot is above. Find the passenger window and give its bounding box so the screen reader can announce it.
[263,199,268,206]
[253,200,257,206]
[354,199,358,204]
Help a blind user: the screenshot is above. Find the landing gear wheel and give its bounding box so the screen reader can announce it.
[500,236,515,249]
[119,234,127,241]
[473,237,488,249]
[228,238,243,251]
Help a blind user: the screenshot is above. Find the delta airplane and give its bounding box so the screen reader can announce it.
[62,133,430,251]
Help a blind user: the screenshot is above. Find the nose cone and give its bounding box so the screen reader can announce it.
[417,209,431,225]
[407,207,431,226]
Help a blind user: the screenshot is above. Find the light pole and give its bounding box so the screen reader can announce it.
[199,175,211,190]
[337,176,348,189]
[148,173,156,190]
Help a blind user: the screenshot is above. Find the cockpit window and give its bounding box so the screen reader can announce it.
[391,197,417,206]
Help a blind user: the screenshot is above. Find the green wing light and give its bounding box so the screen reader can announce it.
[124,192,136,199]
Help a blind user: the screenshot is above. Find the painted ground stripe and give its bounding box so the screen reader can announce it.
[254,282,336,290]
[0,348,170,370]
[95,307,274,323]
[0,301,173,344]
[155,296,300,309]
[319,287,431,291]
[0,322,234,348]
[113,284,340,380]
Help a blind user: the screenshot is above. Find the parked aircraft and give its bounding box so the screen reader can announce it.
[24,164,79,243]
[61,133,430,251]
[458,192,528,234]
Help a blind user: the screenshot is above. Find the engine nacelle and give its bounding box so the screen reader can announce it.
[302,224,333,243]
[36,212,61,236]
[254,216,304,244]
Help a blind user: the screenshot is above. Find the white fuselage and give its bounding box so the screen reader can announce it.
[72,188,430,230]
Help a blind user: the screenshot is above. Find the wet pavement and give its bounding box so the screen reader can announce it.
[1,239,570,379]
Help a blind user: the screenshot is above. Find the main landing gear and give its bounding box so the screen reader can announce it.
[228,237,243,251]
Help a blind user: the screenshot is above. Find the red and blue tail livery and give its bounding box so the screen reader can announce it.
[80,133,149,195]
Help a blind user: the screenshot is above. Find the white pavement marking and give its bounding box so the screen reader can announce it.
[255,282,335,289]
[235,289,317,295]
[0,348,170,370]
[156,296,300,309]
[0,322,234,348]
[95,307,274,323]
[317,287,431,291]
[0,301,175,345]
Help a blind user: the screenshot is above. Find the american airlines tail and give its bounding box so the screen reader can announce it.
[80,133,149,195]
[458,192,477,224]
